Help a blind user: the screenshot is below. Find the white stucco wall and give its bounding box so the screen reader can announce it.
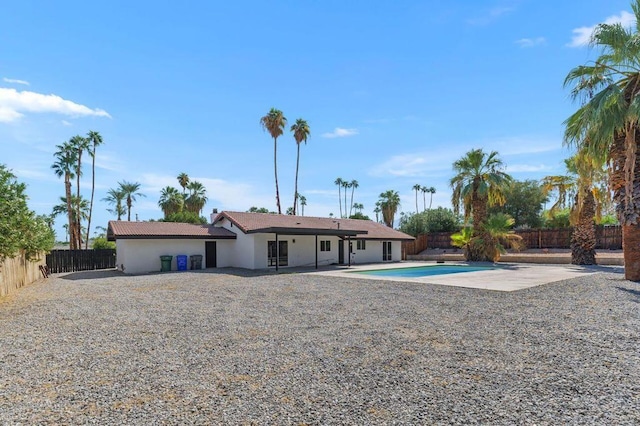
[116,239,209,274]
[349,240,403,264]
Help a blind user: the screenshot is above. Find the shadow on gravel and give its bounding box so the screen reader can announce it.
[616,286,640,303]
[58,269,124,281]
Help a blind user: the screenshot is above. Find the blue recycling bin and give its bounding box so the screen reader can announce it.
[176,255,188,271]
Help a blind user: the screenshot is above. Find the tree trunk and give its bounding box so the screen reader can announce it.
[86,148,96,249]
[65,176,76,250]
[293,143,300,215]
[623,224,640,281]
[349,187,355,217]
[571,190,596,265]
[274,137,282,214]
[415,191,418,214]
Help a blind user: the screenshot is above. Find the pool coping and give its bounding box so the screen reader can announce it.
[310,261,620,292]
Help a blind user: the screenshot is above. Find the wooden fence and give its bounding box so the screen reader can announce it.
[402,234,428,258]
[402,225,622,254]
[0,251,45,298]
[46,249,116,274]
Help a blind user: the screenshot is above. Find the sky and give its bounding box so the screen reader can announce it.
[0,0,635,239]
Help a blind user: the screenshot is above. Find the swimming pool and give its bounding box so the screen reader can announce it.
[352,264,497,278]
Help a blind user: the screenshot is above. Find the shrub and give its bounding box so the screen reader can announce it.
[92,237,116,250]
[399,208,461,236]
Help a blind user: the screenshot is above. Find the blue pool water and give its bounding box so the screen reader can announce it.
[352,265,496,278]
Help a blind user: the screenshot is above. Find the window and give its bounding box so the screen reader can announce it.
[357,240,366,250]
[320,240,331,251]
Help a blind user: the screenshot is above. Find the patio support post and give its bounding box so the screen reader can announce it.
[315,234,318,269]
[348,236,351,267]
[275,233,279,272]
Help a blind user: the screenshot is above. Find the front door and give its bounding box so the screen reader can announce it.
[205,241,217,268]
[383,241,392,261]
[338,240,344,264]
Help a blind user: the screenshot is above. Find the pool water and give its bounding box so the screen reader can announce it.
[352,265,496,278]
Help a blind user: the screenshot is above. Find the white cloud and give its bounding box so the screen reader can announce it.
[0,88,111,123]
[468,5,515,25]
[515,37,546,48]
[568,10,635,48]
[61,120,72,126]
[321,127,359,138]
[3,77,30,86]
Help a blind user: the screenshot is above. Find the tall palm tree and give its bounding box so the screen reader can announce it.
[298,194,307,216]
[185,180,208,215]
[118,181,145,221]
[291,118,310,215]
[335,177,344,218]
[158,186,184,218]
[52,142,78,249]
[85,130,103,249]
[52,195,89,245]
[177,172,190,196]
[348,180,359,217]
[450,149,512,261]
[428,187,436,209]
[342,180,350,218]
[374,202,382,223]
[71,135,90,249]
[564,1,640,279]
[378,190,400,227]
[260,108,287,214]
[412,184,421,214]
[421,186,428,211]
[102,188,126,220]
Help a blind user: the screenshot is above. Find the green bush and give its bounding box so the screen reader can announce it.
[92,237,116,250]
[0,165,55,259]
[399,208,461,236]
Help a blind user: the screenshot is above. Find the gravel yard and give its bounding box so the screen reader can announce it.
[0,268,639,424]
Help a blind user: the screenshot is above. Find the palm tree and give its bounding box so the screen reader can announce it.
[118,181,145,221]
[374,201,382,223]
[52,142,78,249]
[158,186,184,218]
[428,187,436,209]
[412,184,421,214]
[451,149,512,230]
[421,186,428,211]
[450,149,512,261]
[342,180,350,218]
[102,188,126,220]
[52,195,89,246]
[260,108,287,214]
[348,180,359,217]
[378,190,400,227]
[71,135,90,249]
[452,213,522,262]
[335,177,344,218]
[85,130,103,250]
[541,174,576,215]
[563,2,640,278]
[298,194,307,216]
[291,118,310,215]
[177,172,189,196]
[353,202,364,213]
[185,180,207,215]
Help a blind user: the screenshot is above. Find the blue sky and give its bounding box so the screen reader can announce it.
[0,0,634,238]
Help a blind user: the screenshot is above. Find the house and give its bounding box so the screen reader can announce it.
[107,211,414,274]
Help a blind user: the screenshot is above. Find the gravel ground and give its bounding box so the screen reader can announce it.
[0,267,638,425]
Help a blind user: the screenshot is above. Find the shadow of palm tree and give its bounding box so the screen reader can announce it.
[616,286,640,303]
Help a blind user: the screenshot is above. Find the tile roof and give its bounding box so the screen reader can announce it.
[108,221,237,240]
[214,211,414,240]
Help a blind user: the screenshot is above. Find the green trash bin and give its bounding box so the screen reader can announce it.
[160,255,173,272]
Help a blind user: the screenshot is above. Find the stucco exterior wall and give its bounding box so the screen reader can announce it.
[349,240,403,264]
[116,239,208,274]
